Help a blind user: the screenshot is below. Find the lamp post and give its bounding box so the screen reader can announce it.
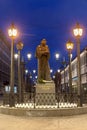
[61,57,67,93]
[66,40,74,93]
[73,23,83,107]
[55,53,60,70]
[27,52,32,79]
[16,41,24,103]
[8,23,17,107]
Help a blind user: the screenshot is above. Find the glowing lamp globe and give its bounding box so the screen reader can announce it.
[8,23,17,39]
[66,40,74,51]
[73,23,83,37]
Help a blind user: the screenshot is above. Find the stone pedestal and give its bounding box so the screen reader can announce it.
[36,81,56,105]
[36,81,55,93]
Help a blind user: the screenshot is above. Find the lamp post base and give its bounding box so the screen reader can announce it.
[77,95,82,107]
[9,93,15,107]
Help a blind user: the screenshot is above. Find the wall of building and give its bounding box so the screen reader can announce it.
[0,30,10,93]
[61,47,87,93]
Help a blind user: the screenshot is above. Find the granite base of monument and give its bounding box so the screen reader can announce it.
[36,81,57,105]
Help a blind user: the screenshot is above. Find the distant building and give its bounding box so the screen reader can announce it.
[61,47,87,93]
[0,30,10,91]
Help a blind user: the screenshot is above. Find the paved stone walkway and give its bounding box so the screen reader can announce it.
[0,114,87,130]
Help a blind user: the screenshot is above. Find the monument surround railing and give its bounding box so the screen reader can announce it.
[0,93,87,109]
[1,92,87,109]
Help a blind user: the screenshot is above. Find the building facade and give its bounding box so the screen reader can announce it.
[0,30,11,93]
[61,47,87,93]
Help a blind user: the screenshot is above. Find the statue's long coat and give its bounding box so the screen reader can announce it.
[35,44,51,81]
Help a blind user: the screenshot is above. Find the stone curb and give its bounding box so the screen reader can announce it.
[0,107,87,117]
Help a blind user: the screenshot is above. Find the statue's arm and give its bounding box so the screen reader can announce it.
[35,46,42,58]
[35,45,50,59]
[46,46,50,59]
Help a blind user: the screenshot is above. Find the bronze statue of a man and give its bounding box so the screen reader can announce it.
[35,39,51,81]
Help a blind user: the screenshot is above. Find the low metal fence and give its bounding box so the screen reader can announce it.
[1,92,87,109]
[0,92,80,109]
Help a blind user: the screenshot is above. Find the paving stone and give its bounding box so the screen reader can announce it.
[0,114,87,130]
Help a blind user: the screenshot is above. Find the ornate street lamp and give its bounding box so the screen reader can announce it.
[33,70,36,74]
[35,76,38,79]
[27,53,32,60]
[50,69,53,73]
[66,40,74,93]
[53,75,55,79]
[8,23,17,107]
[16,41,24,103]
[73,23,83,38]
[14,53,18,60]
[25,69,28,74]
[57,69,60,73]
[73,23,83,107]
[55,53,60,60]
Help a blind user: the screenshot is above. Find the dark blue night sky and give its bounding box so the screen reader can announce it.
[0,0,87,74]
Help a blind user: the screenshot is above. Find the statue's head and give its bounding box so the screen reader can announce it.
[41,39,46,46]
